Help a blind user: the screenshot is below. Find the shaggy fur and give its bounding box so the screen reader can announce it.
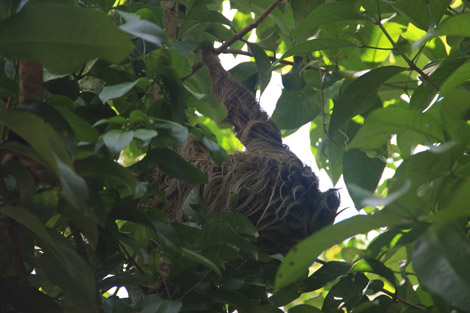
[150,51,340,254]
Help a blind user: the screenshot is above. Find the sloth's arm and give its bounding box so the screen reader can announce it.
[201,50,283,150]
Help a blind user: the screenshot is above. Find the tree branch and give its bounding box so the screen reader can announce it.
[183,0,283,80]
[380,288,427,311]
[376,21,440,91]
[214,0,282,54]
[224,48,328,72]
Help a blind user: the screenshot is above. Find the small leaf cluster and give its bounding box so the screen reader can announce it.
[0,0,470,313]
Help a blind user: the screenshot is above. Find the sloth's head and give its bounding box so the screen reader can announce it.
[200,145,341,255]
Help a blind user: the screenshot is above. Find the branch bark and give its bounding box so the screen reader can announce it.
[183,0,283,80]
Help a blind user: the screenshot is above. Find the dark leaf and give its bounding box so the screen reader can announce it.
[413,223,470,311]
[0,3,133,73]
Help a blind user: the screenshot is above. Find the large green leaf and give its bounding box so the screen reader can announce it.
[274,212,406,291]
[409,58,466,111]
[0,3,133,73]
[415,13,470,48]
[413,223,470,311]
[75,156,137,193]
[117,10,165,46]
[0,281,63,313]
[350,258,396,286]
[329,66,406,135]
[142,148,208,184]
[272,89,321,129]
[343,149,385,210]
[281,38,357,59]
[300,261,352,293]
[348,107,445,149]
[99,79,144,103]
[294,2,371,36]
[0,111,88,209]
[440,62,470,95]
[391,0,429,30]
[247,42,271,94]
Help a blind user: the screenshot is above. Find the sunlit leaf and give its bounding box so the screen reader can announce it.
[348,107,445,149]
[294,2,371,36]
[275,212,407,291]
[330,66,406,135]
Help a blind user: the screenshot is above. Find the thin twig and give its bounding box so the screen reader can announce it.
[119,242,145,275]
[176,270,211,301]
[380,288,427,311]
[375,21,440,91]
[215,0,282,54]
[359,45,397,51]
[183,0,283,80]
[224,48,328,72]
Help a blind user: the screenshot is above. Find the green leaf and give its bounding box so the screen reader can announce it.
[429,180,470,226]
[119,14,165,46]
[56,156,89,210]
[413,223,470,311]
[47,96,100,142]
[274,212,405,291]
[440,89,470,137]
[350,258,396,286]
[143,148,208,184]
[140,295,182,313]
[343,149,385,210]
[36,238,97,313]
[2,158,37,206]
[391,0,430,31]
[429,0,454,26]
[0,141,48,169]
[272,89,321,129]
[300,261,352,293]
[409,58,465,111]
[0,281,63,313]
[75,156,137,193]
[247,43,271,94]
[97,274,152,291]
[348,108,445,150]
[440,62,470,95]
[0,206,60,258]
[180,10,234,35]
[322,273,369,313]
[330,66,406,135]
[347,179,411,208]
[0,111,88,209]
[415,13,470,48]
[207,212,259,240]
[0,110,71,169]
[294,2,371,36]
[134,129,158,142]
[181,247,222,276]
[102,130,134,153]
[0,3,133,74]
[99,79,141,103]
[288,304,323,313]
[281,38,356,59]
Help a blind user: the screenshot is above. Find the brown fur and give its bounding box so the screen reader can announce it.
[150,51,339,254]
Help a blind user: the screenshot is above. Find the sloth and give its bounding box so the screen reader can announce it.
[150,50,340,254]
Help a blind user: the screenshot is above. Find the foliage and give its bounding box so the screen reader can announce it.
[0,0,470,313]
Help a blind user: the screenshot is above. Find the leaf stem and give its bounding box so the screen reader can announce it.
[375,21,440,91]
[380,288,427,310]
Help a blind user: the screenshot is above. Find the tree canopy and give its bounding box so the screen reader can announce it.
[0,0,470,312]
